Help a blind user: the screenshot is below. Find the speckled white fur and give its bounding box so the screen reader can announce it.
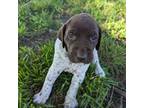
[33,38,105,108]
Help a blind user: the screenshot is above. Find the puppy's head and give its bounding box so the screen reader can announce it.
[57,13,101,64]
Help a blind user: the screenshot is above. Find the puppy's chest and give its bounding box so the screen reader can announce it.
[63,62,90,75]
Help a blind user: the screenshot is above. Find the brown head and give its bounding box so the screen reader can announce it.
[57,13,101,64]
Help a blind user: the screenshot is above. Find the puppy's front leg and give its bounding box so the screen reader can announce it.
[33,61,64,104]
[64,67,89,108]
[93,49,105,77]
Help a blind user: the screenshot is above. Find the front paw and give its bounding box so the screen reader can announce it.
[33,92,48,104]
[64,96,78,108]
[96,67,105,77]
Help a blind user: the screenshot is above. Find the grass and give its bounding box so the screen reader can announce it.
[18,0,126,108]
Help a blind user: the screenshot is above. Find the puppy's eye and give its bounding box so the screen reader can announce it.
[68,32,76,40]
[90,35,97,41]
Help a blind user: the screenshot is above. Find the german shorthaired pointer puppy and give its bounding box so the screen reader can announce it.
[33,13,105,108]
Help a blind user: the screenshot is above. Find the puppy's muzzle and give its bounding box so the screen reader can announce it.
[76,48,88,63]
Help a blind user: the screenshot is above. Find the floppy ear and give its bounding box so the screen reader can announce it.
[57,18,72,49]
[96,25,102,50]
[57,24,67,48]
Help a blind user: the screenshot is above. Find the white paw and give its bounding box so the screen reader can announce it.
[64,96,78,108]
[33,92,48,104]
[96,67,105,77]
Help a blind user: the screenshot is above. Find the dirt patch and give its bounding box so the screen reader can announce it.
[18,29,57,49]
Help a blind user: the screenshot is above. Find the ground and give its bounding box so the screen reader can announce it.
[18,0,126,108]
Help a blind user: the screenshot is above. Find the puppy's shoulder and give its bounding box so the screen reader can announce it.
[55,38,66,53]
[54,38,69,61]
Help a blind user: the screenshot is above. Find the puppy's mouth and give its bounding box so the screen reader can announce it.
[68,54,92,64]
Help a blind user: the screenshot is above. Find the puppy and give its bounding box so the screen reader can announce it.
[33,13,105,108]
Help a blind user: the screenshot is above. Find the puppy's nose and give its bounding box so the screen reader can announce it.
[77,49,87,61]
